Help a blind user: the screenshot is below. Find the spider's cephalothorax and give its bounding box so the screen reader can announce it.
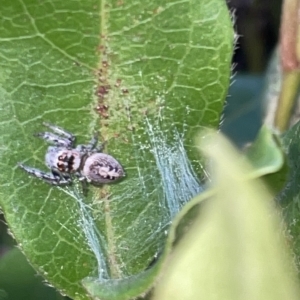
[18,122,125,187]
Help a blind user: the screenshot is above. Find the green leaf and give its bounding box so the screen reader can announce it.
[0,289,8,300]
[244,125,287,193]
[245,125,284,177]
[0,248,66,300]
[82,264,160,300]
[0,0,233,299]
[277,120,300,264]
[154,131,300,300]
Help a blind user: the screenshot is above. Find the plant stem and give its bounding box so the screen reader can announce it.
[274,0,300,131]
[275,72,300,131]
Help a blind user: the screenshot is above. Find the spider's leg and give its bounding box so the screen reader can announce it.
[74,172,88,196]
[51,168,72,185]
[76,133,100,154]
[18,164,70,185]
[42,122,75,146]
[86,132,99,151]
[34,132,72,148]
[81,179,89,196]
[89,135,108,153]
[95,139,107,152]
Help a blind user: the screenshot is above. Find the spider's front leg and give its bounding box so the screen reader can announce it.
[43,122,75,144]
[34,122,75,148]
[18,164,71,185]
[34,132,72,148]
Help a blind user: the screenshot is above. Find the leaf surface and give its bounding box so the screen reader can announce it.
[0,0,233,299]
[245,126,284,177]
[277,120,300,264]
[243,126,287,194]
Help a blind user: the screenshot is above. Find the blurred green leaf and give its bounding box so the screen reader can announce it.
[0,289,8,300]
[278,120,300,265]
[154,131,300,300]
[245,125,284,178]
[0,248,66,300]
[0,0,233,299]
[82,263,160,300]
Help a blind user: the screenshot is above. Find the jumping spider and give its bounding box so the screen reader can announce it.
[18,122,125,189]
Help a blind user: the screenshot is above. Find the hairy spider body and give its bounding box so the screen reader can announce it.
[46,147,81,173]
[18,122,125,187]
[83,153,123,183]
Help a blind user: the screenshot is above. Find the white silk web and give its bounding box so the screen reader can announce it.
[59,115,205,280]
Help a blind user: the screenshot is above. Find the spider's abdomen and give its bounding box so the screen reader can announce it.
[82,153,124,184]
[46,147,81,173]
